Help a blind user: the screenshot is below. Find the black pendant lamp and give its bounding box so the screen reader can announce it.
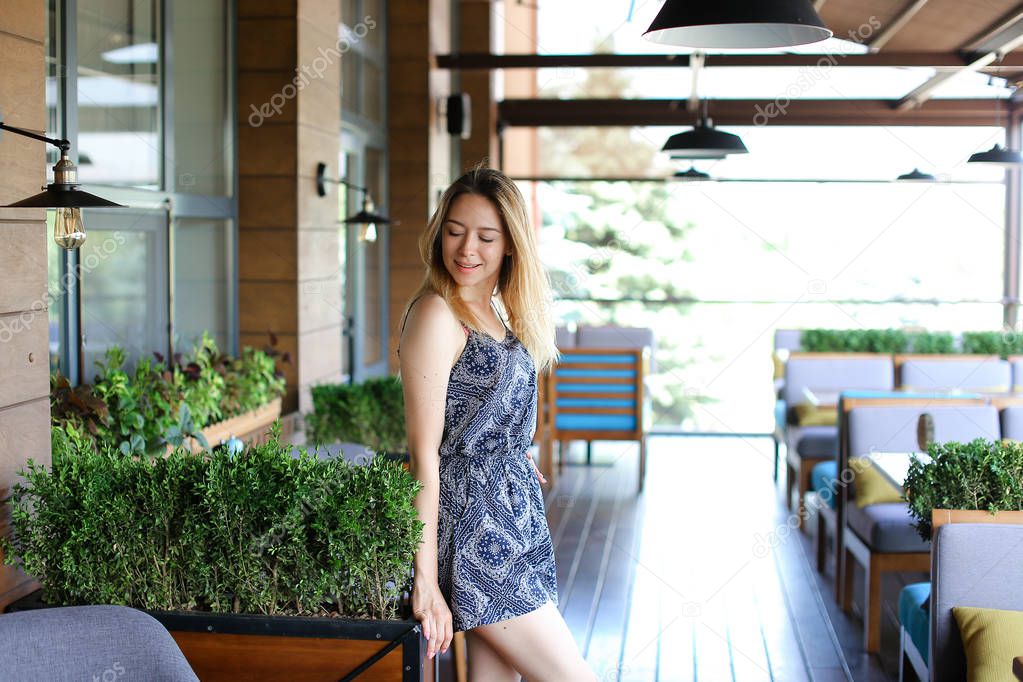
[644,0,832,49]
[1,121,124,250]
[967,144,1023,166]
[673,166,712,182]
[896,168,936,182]
[315,162,394,242]
[662,116,748,159]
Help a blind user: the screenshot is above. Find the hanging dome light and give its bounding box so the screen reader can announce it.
[643,0,832,49]
[895,168,936,182]
[673,166,712,182]
[662,117,748,159]
[967,144,1023,166]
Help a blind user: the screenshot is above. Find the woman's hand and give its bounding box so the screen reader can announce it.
[526,450,547,485]
[412,583,453,659]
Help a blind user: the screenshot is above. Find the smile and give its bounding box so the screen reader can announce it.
[455,262,480,271]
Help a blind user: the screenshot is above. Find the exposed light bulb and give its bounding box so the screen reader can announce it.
[54,207,87,249]
[359,222,377,242]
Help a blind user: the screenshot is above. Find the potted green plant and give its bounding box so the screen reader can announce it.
[51,333,288,457]
[4,424,425,680]
[905,438,1023,540]
[306,377,407,461]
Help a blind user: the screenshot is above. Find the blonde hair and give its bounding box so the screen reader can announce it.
[402,167,559,373]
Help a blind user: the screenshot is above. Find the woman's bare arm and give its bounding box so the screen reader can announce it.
[399,294,464,658]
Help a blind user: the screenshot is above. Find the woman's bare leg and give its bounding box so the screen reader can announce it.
[466,630,520,682]
[471,603,596,682]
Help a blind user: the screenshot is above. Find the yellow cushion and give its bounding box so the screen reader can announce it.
[850,457,903,508]
[772,352,785,380]
[953,606,1023,682]
[793,403,837,426]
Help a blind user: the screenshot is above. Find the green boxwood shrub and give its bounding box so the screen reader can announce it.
[801,328,907,353]
[306,377,406,453]
[905,331,956,354]
[961,331,1023,358]
[3,424,422,620]
[905,438,1023,540]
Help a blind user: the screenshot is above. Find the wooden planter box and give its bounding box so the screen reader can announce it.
[182,398,282,454]
[7,590,426,681]
[932,508,1023,536]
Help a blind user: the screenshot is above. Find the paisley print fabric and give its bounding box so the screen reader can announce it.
[436,321,558,632]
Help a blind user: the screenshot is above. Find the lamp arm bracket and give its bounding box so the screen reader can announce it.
[0,122,71,151]
[315,161,368,197]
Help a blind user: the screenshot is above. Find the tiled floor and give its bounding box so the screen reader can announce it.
[542,436,907,682]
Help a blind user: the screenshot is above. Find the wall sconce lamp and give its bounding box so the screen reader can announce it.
[315,162,393,243]
[0,121,124,250]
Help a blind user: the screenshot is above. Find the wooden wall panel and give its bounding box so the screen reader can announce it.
[238,229,298,281]
[0,223,48,316]
[0,312,49,407]
[0,0,49,611]
[386,0,453,374]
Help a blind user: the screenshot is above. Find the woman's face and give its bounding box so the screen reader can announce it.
[441,193,509,293]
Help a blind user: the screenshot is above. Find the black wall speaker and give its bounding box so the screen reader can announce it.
[445,93,472,139]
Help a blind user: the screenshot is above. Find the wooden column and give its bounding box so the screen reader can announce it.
[0,0,51,609]
[387,0,453,371]
[458,1,498,170]
[237,0,343,414]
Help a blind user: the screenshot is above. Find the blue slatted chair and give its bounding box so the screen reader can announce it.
[545,348,649,493]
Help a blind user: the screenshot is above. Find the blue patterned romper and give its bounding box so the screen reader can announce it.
[428,303,559,632]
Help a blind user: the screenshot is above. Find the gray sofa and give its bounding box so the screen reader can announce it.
[930,523,1023,681]
[0,605,198,681]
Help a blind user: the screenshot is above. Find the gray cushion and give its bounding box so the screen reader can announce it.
[1012,358,1023,392]
[0,605,198,681]
[1001,406,1023,441]
[774,329,802,352]
[785,424,837,456]
[848,405,1000,457]
[556,326,576,348]
[901,358,1011,393]
[931,524,1023,681]
[576,326,655,370]
[783,356,894,404]
[846,502,930,553]
[796,433,837,460]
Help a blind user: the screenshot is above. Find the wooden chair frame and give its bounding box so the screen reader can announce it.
[834,395,987,654]
[544,348,648,493]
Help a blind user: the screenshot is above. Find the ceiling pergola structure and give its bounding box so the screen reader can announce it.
[437,0,1023,128]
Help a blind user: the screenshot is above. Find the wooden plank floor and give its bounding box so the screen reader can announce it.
[538,436,902,682]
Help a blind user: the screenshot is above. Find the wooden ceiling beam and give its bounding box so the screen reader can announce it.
[435,52,1023,70]
[896,3,1023,110]
[868,0,930,51]
[497,98,1009,127]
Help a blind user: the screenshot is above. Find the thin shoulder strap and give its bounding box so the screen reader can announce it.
[491,299,511,332]
[400,294,471,342]
[400,295,424,338]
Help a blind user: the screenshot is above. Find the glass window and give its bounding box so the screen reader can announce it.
[362,147,385,367]
[80,208,169,378]
[76,0,161,189]
[171,0,230,196]
[342,49,361,115]
[535,174,1006,432]
[173,218,232,352]
[47,213,66,374]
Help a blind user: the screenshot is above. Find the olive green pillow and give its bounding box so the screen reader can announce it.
[793,403,838,426]
[953,606,1023,682]
[849,457,903,508]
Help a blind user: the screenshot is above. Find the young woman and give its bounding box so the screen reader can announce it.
[398,168,596,681]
